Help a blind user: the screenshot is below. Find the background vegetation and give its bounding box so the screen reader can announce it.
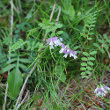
[0,0,110,110]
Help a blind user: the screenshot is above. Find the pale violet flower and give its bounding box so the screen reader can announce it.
[59,44,77,59]
[47,37,62,49]
[59,44,66,53]
[94,85,110,97]
[47,37,77,59]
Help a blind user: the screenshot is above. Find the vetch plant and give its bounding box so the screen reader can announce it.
[47,36,62,49]
[93,34,110,54]
[59,44,77,59]
[80,51,97,78]
[81,12,97,40]
[47,37,77,59]
[94,85,110,97]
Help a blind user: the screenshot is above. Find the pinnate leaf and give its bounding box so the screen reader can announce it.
[88,57,95,61]
[86,71,91,74]
[88,61,94,66]
[90,51,97,55]
[86,66,92,70]
[81,72,85,75]
[93,43,100,48]
[81,63,87,66]
[103,44,109,50]
[83,52,89,56]
[80,67,86,70]
[0,64,15,74]
[81,57,88,61]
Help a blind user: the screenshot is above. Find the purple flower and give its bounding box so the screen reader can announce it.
[59,44,77,59]
[59,44,66,53]
[69,50,77,59]
[47,37,62,49]
[94,85,110,97]
[47,37,77,59]
[104,86,110,91]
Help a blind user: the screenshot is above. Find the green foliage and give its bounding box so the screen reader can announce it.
[62,0,75,21]
[26,40,41,51]
[27,28,38,38]
[8,68,23,99]
[93,34,110,53]
[38,19,63,37]
[1,52,32,98]
[81,11,97,39]
[1,53,31,74]
[81,51,97,78]
[9,39,27,52]
[0,0,110,109]
[55,65,66,83]
[14,22,31,42]
[0,49,7,67]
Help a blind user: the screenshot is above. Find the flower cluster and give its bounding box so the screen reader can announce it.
[47,37,77,59]
[94,85,110,97]
[47,37,62,49]
[59,44,77,59]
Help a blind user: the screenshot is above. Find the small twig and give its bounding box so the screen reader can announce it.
[50,3,56,21]
[4,0,13,109]
[4,83,8,106]
[80,102,87,110]
[55,6,61,26]
[17,90,29,109]
[4,55,11,107]
[15,62,37,107]
[65,68,67,75]
[20,90,29,105]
